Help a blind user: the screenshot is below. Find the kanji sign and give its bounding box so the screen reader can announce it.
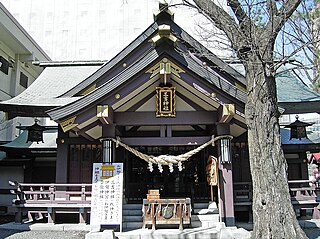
[156,86,176,117]
[90,163,123,231]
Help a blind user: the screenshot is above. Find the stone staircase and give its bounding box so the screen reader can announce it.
[122,203,143,231]
[122,202,220,231]
[86,203,251,239]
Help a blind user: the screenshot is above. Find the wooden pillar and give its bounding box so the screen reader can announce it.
[217,124,235,226]
[47,207,55,224]
[56,127,68,183]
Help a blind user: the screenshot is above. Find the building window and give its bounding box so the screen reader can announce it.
[20,72,28,88]
[0,56,9,75]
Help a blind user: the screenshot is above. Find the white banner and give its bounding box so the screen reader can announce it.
[90,163,123,230]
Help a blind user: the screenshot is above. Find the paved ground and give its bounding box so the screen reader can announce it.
[0,230,87,239]
[0,227,319,239]
[0,221,319,239]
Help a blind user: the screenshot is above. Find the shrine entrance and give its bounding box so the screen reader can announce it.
[125,145,212,203]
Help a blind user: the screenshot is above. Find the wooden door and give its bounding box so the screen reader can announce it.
[69,144,102,183]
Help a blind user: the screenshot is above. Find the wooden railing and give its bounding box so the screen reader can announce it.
[233,180,319,219]
[9,182,92,224]
[10,183,92,204]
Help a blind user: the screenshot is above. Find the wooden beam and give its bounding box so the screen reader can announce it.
[114,111,217,126]
[218,104,235,123]
[127,126,141,132]
[74,120,100,135]
[127,92,155,112]
[97,105,113,124]
[121,136,211,146]
[176,92,206,111]
[102,124,116,138]
[191,125,205,131]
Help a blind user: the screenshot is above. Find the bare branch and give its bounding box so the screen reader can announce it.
[264,0,302,40]
[190,0,245,50]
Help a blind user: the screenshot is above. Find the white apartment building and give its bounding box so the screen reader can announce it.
[1,0,230,61]
[0,3,51,142]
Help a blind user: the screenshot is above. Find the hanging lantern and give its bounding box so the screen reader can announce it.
[26,119,45,143]
[220,138,231,164]
[285,115,313,140]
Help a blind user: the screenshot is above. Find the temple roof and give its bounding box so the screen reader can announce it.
[0,8,247,120]
[47,48,247,121]
[276,70,320,114]
[230,63,320,114]
[0,64,102,117]
[0,129,57,151]
[0,3,319,123]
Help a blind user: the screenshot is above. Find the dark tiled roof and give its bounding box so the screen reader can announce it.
[48,48,160,120]
[61,19,246,98]
[170,22,246,86]
[47,46,247,121]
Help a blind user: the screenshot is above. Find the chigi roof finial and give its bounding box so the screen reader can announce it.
[154,0,174,22]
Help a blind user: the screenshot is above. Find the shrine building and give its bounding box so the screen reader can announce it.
[1,3,320,227]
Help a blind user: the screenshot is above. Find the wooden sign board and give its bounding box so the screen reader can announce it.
[156,86,176,117]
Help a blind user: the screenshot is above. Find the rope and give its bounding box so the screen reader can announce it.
[111,135,233,169]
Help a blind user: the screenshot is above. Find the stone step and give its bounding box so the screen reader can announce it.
[88,225,251,239]
[192,203,209,209]
[122,210,142,216]
[116,228,221,239]
[122,221,143,231]
[123,204,142,210]
[121,202,219,230]
[123,215,142,222]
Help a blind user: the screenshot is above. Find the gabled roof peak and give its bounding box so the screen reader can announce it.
[154,0,174,23]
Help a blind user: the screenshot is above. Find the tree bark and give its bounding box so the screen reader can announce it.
[187,0,308,237]
[245,54,307,239]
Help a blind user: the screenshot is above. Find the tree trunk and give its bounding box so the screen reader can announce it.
[245,56,307,239]
[312,13,320,92]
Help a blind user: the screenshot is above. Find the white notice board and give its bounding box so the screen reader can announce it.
[90,163,123,231]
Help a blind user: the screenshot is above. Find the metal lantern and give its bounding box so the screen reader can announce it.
[26,120,45,143]
[220,138,231,164]
[285,115,313,140]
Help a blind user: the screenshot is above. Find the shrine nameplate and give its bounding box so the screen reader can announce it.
[156,87,176,117]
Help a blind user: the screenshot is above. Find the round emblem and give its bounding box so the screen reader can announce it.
[162,206,173,219]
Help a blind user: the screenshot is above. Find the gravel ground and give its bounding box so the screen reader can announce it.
[0,229,87,239]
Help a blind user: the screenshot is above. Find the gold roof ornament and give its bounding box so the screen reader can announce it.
[151,25,178,44]
[146,58,185,79]
[60,116,78,132]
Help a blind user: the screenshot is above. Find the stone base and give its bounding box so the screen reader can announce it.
[197,201,220,228]
[85,230,116,239]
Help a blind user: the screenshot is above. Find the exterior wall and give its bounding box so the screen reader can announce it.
[0,3,50,210]
[0,3,50,142]
[2,0,231,61]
